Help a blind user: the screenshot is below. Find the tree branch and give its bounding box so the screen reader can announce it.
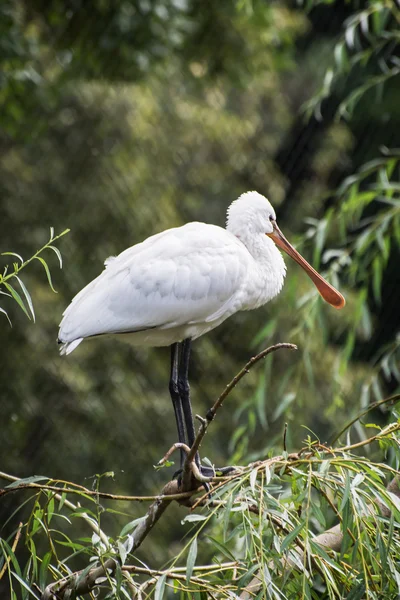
[39,343,296,599]
[42,479,185,599]
[187,343,297,475]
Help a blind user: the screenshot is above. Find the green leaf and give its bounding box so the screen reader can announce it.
[117,540,127,566]
[186,537,197,584]
[372,256,382,304]
[154,573,167,600]
[34,256,57,293]
[340,472,351,512]
[6,476,49,488]
[3,282,30,319]
[272,392,296,421]
[181,514,207,524]
[346,581,365,600]
[249,468,258,494]
[252,318,276,346]
[312,500,326,529]
[39,552,52,590]
[120,516,145,537]
[281,521,304,552]
[236,563,259,592]
[11,572,41,600]
[206,536,237,562]
[14,276,35,322]
[0,306,12,326]
[47,245,63,268]
[1,251,23,263]
[223,492,233,540]
[0,539,22,576]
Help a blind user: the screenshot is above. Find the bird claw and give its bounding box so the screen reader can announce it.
[173,463,235,487]
[197,464,235,478]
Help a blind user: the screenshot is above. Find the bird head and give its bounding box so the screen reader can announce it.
[227,191,345,309]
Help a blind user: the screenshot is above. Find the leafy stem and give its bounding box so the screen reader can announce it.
[0,228,70,324]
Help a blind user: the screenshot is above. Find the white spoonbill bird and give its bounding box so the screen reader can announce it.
[58,191,345,473]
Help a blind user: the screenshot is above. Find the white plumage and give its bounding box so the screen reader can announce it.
[58,191,344,355]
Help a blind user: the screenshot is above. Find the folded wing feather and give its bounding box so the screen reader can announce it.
[58,223,249,348]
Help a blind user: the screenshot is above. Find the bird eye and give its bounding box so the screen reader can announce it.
[269,214,275,222]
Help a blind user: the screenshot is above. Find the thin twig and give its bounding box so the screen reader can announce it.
[339,422,400,452]
[184,343,297,484]
[122,562,240,587]
[330,393,400,445]
[0,478,196,503]
[0,471,110,549]
[207,343,297,422]
[157,442,191,466]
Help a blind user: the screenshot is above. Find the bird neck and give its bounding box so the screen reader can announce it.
[233,231,287,304]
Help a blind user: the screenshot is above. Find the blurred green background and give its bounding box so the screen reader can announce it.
[1,0,399,587]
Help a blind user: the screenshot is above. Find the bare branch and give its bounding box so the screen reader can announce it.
[206,343,297,422]
[187,343,297,478]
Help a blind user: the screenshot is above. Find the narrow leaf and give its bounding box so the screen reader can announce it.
[340,472,351,512]
[0,306,12,327]
[223,493,233,540]
[3,282,30,319]
[186,537,197,584]
[154,573,167,600]
[120,516,145,537]
[47,245,63,269]
[11,572,41,600]
[39,552,52,590]
[236,564,259,592]
[14,276,35,322]
[117,541,127,566]
[6,476,49,488]
[181,514,207,524]
[34,256,57,292]
[249,468,258,494]
[281,522,304,552]
[1,252,23,263]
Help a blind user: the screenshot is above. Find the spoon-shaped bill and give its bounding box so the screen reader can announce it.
[268,223,345,309]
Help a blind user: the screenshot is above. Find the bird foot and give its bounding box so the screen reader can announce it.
[198,464,236,478]
[173,463,235,482]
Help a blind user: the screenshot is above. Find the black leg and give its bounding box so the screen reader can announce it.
[169,342,186,468]
[178,338,201,469]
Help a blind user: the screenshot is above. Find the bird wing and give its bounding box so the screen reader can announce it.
[59,223,250,343]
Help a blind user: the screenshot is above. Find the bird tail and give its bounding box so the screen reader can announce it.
[58,337,83,356]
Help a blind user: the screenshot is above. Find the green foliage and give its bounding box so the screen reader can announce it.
[1,0,400,597]
[238,0,400,464]
[0,228,69,326]
[303,0,400,120]
[1,414,399,598]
